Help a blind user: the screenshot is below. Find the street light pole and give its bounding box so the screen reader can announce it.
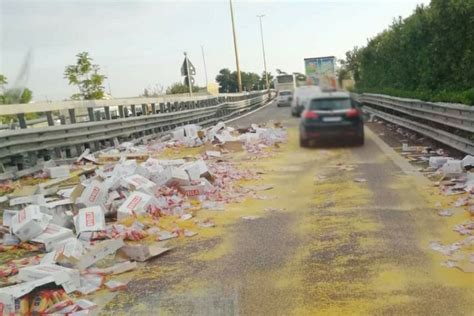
[229,0,242,93]
[201,45,209,89]
[257,14,269,94]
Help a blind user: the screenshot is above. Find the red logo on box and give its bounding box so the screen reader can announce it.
[186,189,200,196]
[127,196,142,210]
[85,211,95,227]
[89,187,100,202]
[18,210,26,223]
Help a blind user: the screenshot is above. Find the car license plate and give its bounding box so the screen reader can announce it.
[322,116,342,122]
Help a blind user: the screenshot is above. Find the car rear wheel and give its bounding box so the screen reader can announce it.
[355,129,365,146]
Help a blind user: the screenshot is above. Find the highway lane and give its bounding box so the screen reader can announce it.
[99,102,473,315]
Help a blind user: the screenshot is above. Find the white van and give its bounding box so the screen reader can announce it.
[291,85,322,117]
[276,90,293,107]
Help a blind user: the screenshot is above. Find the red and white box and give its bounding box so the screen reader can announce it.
[77,180,108,207]
[74,206,106,234]
[11,205,51,241]
[122,174,157,193]
[152,167,190,187]
[179,184,207,198]
[117,192,156,220]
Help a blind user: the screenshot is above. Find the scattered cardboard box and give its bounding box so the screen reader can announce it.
[11,205,51,241]
[119,243,171,262]
[117,192,156,220]
[18,264,81,293]
[74,206,106,235]
[32,224,74,251]
[46,166,70,179]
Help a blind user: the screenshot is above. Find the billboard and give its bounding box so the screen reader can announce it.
[304,56,337,88]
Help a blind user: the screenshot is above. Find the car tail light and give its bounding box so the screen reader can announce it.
[346,108,360,118]
[303,110,318,119]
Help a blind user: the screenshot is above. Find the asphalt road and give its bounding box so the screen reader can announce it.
[100,101,473,315]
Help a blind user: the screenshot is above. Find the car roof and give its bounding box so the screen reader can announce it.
[310,90,350,100]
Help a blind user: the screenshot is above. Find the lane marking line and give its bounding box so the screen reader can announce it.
[365,126,431,186]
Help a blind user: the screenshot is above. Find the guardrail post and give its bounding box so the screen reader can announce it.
[173,102,178,112]
[87,107,95,122]
[94,112,101,121]
[17,113,27,129]
[159,103,165,113]
[104,106,111,120]
[141,104,147,115]
[118,105,124,118]
[46,111,55,126]
[68,109,76,124]
[60,115,66,125]
[130,105,136,116]
[151,103,156,114]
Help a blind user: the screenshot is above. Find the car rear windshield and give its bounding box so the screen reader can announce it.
[279,91,292,96]
[309,98,351,111]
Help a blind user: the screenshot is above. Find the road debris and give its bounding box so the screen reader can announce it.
[0,121,287,313]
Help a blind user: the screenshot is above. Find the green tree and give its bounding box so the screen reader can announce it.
[260,71,274,89]
[241,72,261,91]
[0,74,33,105]
[64,52,107,100]
[349,0,474,105]
[166,82,199,95]
[216,68,237,93]
[3,88,33,104]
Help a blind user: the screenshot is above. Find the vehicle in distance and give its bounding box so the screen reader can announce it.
[299,90,364,147]
[291,85,321,117]
[276,90,293,107]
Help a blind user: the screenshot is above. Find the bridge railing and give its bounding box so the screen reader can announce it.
[0,91,273,171]
[357,93,474,155]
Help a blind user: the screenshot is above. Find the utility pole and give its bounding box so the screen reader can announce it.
[201,45,209,88]
[229,0,242,92]
[257,14,269,94]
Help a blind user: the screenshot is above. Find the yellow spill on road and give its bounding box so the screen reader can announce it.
[100,127,474,315]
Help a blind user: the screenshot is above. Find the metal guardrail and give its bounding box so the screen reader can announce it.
[361,94,474,132]
[359,93,474,155]
[0,92,273,169]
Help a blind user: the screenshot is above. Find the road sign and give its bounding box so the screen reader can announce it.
[181,57,196,76]
[184,76,195,86]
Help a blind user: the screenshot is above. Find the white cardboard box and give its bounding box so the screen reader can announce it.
[9,194,46,206]
[32,224,74,251]
[117,192,156,220]
[11,205,51,241]
[441,160,464,176]
[73,238,124,270]
[18,264,81,293]
[122,174,157,193]
[157,159,186,167]
[119,244,171,262]
[152,167,190,187]
[180,183,207,198]
[77,180,108,207]
[0,276,56,314]
[429,156,452,169]
[46,166,70,178]
[74,206,106,234]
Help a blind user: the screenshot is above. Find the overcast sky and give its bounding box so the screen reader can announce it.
[1,0,429,101]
